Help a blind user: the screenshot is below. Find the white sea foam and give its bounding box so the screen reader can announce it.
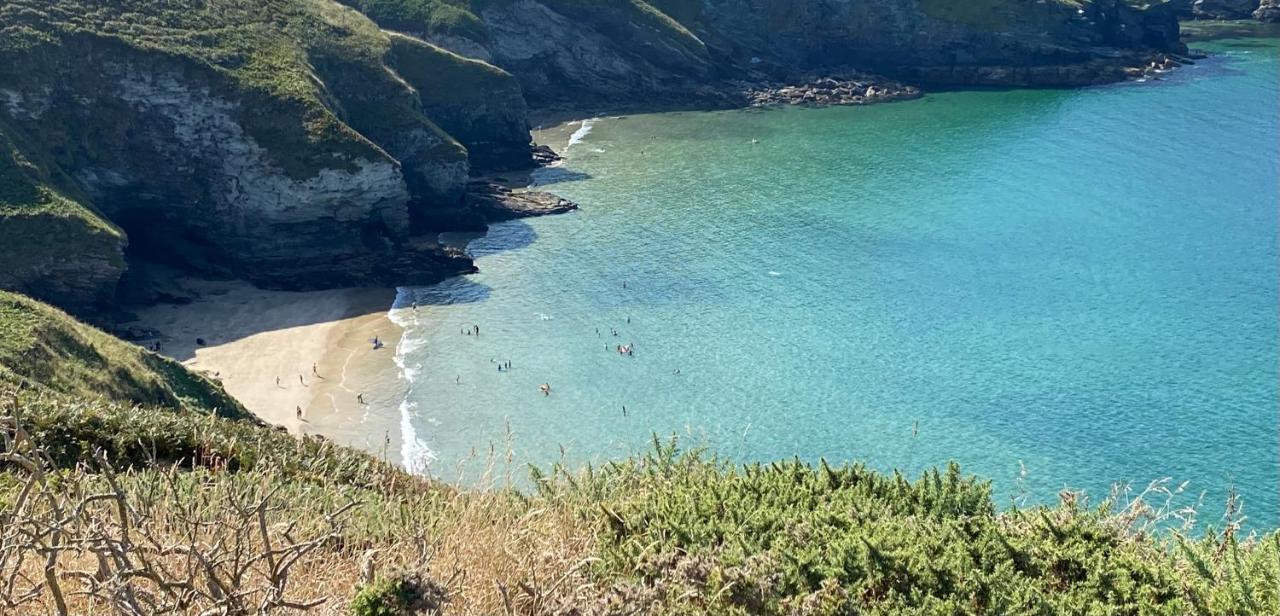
[390,287,436,475]
[566,118,597,150]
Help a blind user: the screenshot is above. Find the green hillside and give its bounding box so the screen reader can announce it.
[0,290,243,417]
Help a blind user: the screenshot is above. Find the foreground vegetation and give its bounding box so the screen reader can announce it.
[1,290,1277,614]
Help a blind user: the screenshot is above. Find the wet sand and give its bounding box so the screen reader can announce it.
[131,280,406,463]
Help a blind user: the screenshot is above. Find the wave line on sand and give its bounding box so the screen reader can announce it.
[566,118,598,151]
[389,287,436,475]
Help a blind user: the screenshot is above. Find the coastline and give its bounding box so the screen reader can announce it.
[130,281,406,463]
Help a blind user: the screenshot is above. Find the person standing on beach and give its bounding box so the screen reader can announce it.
[312,363,318,377]
[357,393,365,405]
[296,406,303,420]
[299,374,305,386]
[276,376,281,388]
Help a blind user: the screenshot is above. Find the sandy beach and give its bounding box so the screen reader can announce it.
[130,280,408,463]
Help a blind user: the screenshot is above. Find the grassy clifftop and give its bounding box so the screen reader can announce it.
[0,290,244,417]
[0,294,1276,614]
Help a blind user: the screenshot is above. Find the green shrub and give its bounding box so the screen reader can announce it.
[351,572,448,616]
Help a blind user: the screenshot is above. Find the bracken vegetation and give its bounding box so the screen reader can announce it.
[0,290,1276,614]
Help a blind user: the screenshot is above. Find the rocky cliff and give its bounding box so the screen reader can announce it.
[0,0,535,311]
[668,0,1184,86]
[352,0,1183,105]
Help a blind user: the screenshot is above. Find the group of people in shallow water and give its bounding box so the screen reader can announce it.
[415,282,686,411]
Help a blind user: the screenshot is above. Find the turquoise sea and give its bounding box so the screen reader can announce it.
[395,39,1279,526]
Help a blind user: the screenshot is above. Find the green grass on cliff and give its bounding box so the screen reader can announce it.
[342,0,706,56]
[340,0,491,40]
[388,32,519,109]
[0,291,244,417]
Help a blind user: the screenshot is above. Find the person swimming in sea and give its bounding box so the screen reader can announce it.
[539,383,552,396]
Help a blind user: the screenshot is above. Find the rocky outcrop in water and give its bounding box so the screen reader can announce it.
[1256,0,1280,21]
[745,76,921,107]
[467,181,579,222]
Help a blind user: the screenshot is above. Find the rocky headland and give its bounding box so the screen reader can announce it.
[1,0,1189,318]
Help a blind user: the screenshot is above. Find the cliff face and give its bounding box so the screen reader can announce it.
[0,0,530,310]
[399,0,1182,104]
[682,0,1184,86]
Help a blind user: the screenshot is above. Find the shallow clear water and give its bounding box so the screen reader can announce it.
[396,39,1279,526]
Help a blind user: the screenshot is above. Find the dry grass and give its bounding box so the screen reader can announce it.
[0,413,599,615]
